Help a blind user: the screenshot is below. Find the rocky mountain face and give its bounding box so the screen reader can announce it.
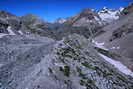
[52,9,104,40]
[94,4,133,71]
[20,14,58,39]
[51,7,124,40]
[0,10,23,36]
[0,2,133,89]
[67,8,103,27]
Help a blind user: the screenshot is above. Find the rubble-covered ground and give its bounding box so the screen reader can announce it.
[0,34,133,89]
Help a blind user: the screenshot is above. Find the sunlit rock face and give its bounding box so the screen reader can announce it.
[0,34,133,89]
[123,2,133,15]
[66,8,103,28]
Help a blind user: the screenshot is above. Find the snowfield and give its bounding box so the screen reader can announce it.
[92,40,109,50]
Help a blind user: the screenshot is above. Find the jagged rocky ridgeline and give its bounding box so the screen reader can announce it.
[0,34,133,89]
[0,6,124,40]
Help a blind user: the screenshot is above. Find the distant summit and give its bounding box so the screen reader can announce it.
[54,18,67,24]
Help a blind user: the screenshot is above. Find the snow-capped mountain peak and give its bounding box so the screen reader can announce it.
[98,7,124,24]
[55,18,67,24]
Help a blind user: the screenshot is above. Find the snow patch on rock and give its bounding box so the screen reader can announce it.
[98,53,133,77]
[111,46,120,50]
[94,16,103,25]
[92,40,108,50]
[18,30,24,35]
[0,26,17,38]
[7,26,16,35]
[0,33,8,38]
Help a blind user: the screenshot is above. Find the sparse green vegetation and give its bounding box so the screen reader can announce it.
[76,67,87,79]
[64,66,70,77]
[80,79,86,86]
[87,79,95,84]
[60,66,70,77]
[82,61,95,70]
[80,79,96,88]
[117,75,126,82]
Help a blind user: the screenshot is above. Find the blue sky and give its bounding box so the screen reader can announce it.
[0,0,132,22]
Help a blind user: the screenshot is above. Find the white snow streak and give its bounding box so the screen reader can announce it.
[111,46,120,50]
[0,26,16,38]
[94,16,103,25]
[18,30,24,35]
[7,26,16,35]
[98,53,133,77]
[0,33,7,38]
[92,40,109,50]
